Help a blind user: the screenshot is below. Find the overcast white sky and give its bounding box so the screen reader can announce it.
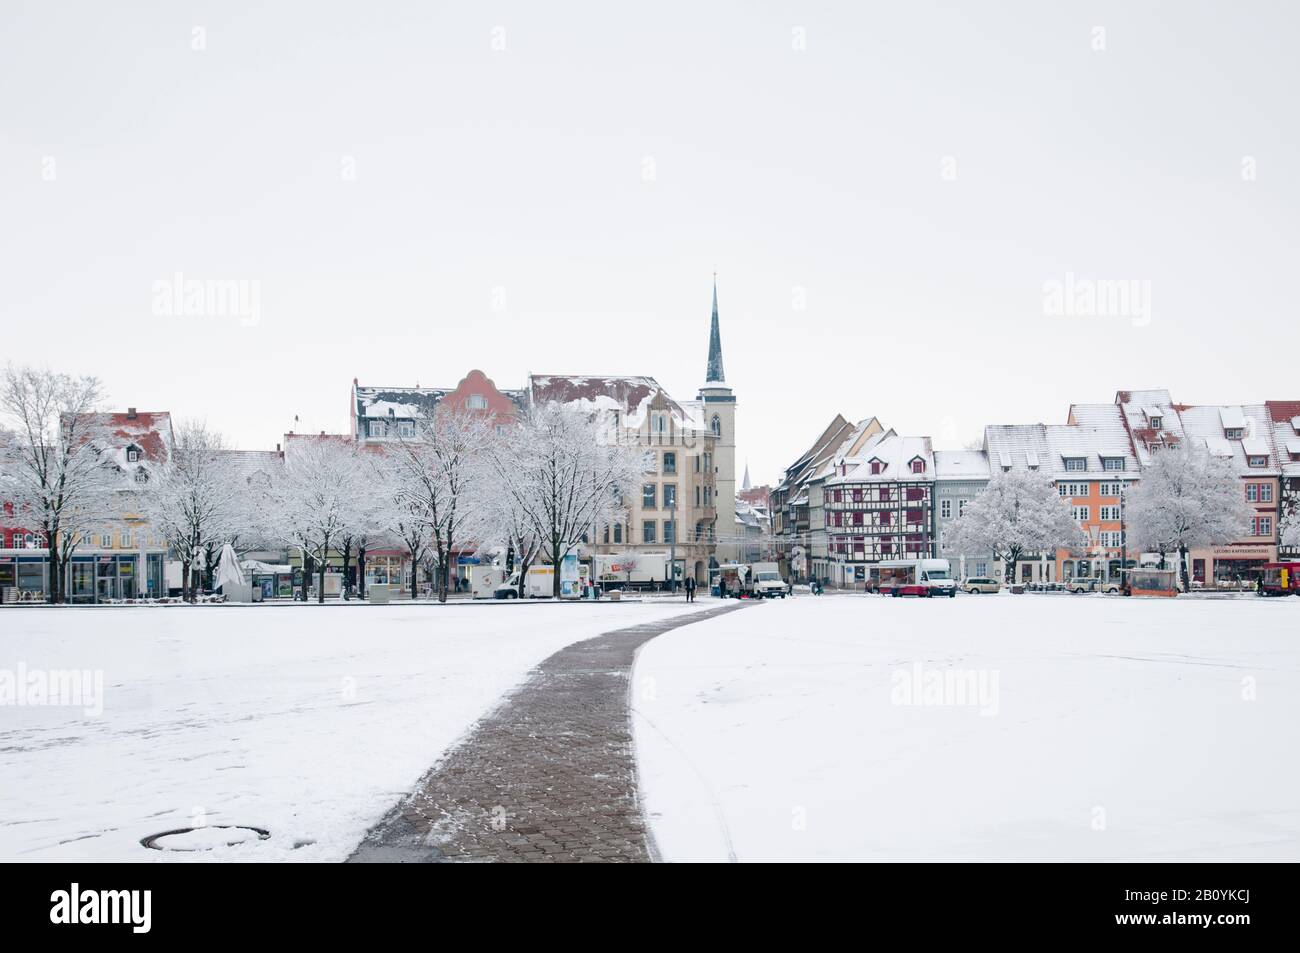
[2,1,1296,485]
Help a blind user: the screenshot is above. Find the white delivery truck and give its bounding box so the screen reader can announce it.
[593,552,672,592]
[494,564,556,599]
[471,565,508,599]
[874,558,956,597]
[747,562,789,598]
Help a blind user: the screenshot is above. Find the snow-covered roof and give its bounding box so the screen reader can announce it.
[223,449,283,484]
[1219,406,1247,430]
[1177,404,1277,474]
[828,434,933,484]
[528,374,706,432]
[1241,437,1271,457]
[934,449,990,481]
[985,420,1138,478]
[76,410,175,478]
[355,386,449,421]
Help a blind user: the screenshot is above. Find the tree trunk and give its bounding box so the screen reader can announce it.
[1178,543,1191,592]
[357,545,367,599]
[439,540,450,603]
[341,540,352,600]
[517,552,532,599]
[409,555,418,601]
[317,542,327,605]
[180,558,191,602]
[47,530,61,604]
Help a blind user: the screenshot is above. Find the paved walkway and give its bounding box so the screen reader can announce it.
[348,601,749,863]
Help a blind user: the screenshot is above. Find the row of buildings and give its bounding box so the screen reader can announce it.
[1,284,745,600]
[772,390,1300,589]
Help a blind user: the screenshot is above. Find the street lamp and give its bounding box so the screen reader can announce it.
[668,496,677,593]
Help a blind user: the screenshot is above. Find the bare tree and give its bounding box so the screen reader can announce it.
[390,409,496,602]
[263,437,370,603]
[134,421,244,601]
[0,366,114,603]
[498,402,642,599]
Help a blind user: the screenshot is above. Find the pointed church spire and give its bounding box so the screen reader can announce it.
[742,460,751,491]
[706,272,725,384]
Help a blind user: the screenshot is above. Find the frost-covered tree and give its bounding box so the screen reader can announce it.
[1282,507,1300,551]
[264,437,371,603]
[498,402,642,598]
[1125,441,1251,590]
[389,409,496,602]
[471,420,543,598]
[945,469,1085,584]
[0,365,117,603]
[134,422,246,601]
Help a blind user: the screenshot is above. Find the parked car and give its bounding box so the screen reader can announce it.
[1066,577,1122,595]
[961,577,1001,594]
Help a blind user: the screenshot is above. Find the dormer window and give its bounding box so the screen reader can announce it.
[1247,455,1267,468]
[1149,416,1162,429]
[1225,428,1244,440]
[652,412,669,434]
[1102,457,1126,471]
[909,457,926,474]
[126,446,141,463]
[869,459,884,475]
[1064,457,1087,471]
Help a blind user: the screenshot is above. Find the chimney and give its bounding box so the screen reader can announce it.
[275,443,281,453]
[127,407,137,419]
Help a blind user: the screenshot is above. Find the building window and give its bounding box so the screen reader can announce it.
[120,531,132,547]
[1058,484,1068,496]
[910,458,925,474]
[663,451,676,474]
[398,420,415,437]
[663,521,675,544]
[603,525,610,544]
[496,424,508,436]
[126,447,140,463]
[1247,455,1267,468]
[1064,457,1086,471]
[101,532,112,548]
[1102,458,1125,471]
[643,521,657,544]
[1252,517,1273,537]
[1260,484,1274,502]
[1072,506,1090,522]
[368,420,386,437]
[652,412,668,434]
[663,484,677,509]
[642,484,656,509]
[940,499,952,519]
[1149,416,1162,429]
[1225,428,1244,440]
[613,524,623,544]
[958,500,968,516]
[466,394,488,410]
[870,460,883,475]
[1247,484,1259,503]
[711,415,721,437]
[1099,506,1120,520]
[852,488,862,503]
[1100,482,1122,496]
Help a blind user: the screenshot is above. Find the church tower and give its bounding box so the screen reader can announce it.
[698,275,737,563]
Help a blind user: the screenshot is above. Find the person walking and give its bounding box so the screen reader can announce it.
[684,575,696,602]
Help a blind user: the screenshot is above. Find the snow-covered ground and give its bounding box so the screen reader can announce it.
[0,600,709,862]
[634,593,1300,862]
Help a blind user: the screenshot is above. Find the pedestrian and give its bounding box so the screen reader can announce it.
[718,576,727,600]
[684,575,696,602]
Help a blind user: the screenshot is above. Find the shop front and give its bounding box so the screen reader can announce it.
[1193,543,1277,589]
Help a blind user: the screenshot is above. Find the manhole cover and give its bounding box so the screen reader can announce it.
[141,825,271,851]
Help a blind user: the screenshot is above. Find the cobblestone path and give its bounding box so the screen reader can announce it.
[348,601,748,863]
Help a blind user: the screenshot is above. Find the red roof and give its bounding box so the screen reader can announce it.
[1265,400,1300,423]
